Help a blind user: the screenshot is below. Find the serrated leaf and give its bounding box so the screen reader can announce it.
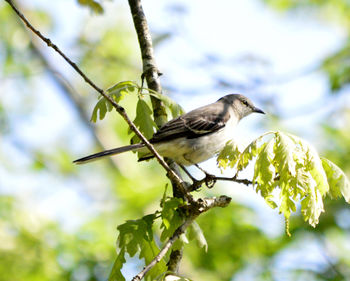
[301,182,324,227]
[305,147,329,196]
[237,137,262,171]
[322,158,350,202]
[107,80,138,103]
[274,132,296,177]
[216,140,240,171]
[253,138,275,196]
[113,214,163,280]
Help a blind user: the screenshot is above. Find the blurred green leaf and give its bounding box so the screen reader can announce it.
[108,248,126,281]
[90,98,108,122]
[77,0,104,14]
[322,158,350,202]
[187,221,208,252]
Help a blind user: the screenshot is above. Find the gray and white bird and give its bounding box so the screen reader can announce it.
[74,94,264,166]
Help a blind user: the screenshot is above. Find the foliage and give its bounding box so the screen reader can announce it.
[108,195,210,281]
[217,131,350,235]
[90,80,184,155]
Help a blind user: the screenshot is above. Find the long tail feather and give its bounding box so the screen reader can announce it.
[73,143,145,164]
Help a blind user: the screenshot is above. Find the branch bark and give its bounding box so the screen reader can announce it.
[128,0,167,127]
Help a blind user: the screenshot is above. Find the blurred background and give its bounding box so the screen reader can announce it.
[1,0,350,280]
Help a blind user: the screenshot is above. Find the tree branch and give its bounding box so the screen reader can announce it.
[128,0,167,127]
[131,196,232,281]
[127,0,188,272]
[4,0,192,201]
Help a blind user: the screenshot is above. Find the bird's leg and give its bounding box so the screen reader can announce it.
[194,164,216,188]
[178,164,198,182]
[178,164,205,191]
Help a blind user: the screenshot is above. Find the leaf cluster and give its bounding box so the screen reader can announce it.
[90,81,184,158]
[217,131,350,235]
[108,194,207,281]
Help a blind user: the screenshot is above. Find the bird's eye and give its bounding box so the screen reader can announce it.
[242,100,249,106]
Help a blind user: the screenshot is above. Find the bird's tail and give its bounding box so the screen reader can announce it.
[73,143,145,164]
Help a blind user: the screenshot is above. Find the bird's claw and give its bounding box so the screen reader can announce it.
[204,173,216,188]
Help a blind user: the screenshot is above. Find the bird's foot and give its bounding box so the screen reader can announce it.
[194,164,216,188]
[203,172,216,188]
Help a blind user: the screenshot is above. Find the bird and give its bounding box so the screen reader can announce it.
[73,94,264,166]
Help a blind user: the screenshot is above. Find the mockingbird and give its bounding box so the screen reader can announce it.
[74,94,264,166]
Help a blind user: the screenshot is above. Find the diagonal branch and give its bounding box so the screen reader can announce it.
[131,196,232,281]
[4,0,192,201]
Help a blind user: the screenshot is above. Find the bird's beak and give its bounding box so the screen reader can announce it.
[253,107,265,114]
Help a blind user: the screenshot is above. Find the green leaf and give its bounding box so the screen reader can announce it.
[107,80,138,103]
[77,0,104,14]
[135,99,157,139]
[148,91,185,118]
[160,198,184,241]
[130,99,157,147]
[108,248,126,281]
[301,183,324,227]
[274,132,296,177]
[140,239,167,281]
[246,131,346,230]
[216,140,240,171]
[113,214,166,281]
[253,138,275,197]
[321,158,350,202]
[90,98,108,122]
[237,136,266,171]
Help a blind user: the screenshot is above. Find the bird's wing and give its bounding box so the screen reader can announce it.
[150,102,230,143]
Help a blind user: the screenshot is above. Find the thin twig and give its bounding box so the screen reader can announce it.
[131,196,232,281]
[4,0,191,200]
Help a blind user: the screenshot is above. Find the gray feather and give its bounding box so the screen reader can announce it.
[73,143,144,164]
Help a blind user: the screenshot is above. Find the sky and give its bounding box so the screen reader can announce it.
[1,0,347,234]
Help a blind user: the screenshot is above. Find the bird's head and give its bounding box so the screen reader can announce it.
[219,94,265,120]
